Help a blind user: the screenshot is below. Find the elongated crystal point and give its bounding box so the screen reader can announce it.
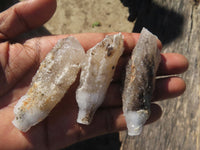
[122,28,161,136]
[13,37,85,132]
[76,33,124,125]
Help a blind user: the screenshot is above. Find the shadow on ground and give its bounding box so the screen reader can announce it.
[121,0,184,45]
[65,133,121,150]
[0,0,18,12]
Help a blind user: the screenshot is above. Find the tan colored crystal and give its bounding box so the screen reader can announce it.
[13,37,85,132]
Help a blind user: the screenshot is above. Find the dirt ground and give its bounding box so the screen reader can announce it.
[44,0,133,34]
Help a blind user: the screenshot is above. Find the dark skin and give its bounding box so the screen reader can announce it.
[0,0,189,149]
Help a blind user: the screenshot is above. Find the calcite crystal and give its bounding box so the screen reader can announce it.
[122,28,161,136]
[76,33,124,124]
[12,37,85,132]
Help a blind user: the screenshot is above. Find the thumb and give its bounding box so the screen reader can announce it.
[0,0,57,40]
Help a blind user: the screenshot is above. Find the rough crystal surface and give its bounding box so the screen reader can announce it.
[12,37,85,132]
[122,28,161,136]
[76,33,124,124]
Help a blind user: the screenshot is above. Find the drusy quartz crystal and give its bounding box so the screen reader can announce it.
[13,37,85,132]
[122,28,161,136]
[76,33,124,125]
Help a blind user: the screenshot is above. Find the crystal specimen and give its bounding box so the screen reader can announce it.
[76,33,124,125]
[12,37,85,132]
[122,28,161,136]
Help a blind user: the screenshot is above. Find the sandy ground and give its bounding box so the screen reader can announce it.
[44,0,133,34]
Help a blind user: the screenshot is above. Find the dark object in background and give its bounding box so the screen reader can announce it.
[121,0,184,45]
[0,0,18,12]
[65,133,121,150]
[120,0,151,22]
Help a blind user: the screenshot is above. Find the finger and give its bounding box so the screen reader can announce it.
[0,0,56,40]
[145,103,162,124]
[112,57,127,81]
[102,83,122,107]
[24,33,141,61]
[153,77,186,101]
[69,32,162,52]
[75,103,162,142]
[23,32,162,63]
[101,76,186,107]
[113,53,188,81]
[157,53,189,75]
[0,32,140,97]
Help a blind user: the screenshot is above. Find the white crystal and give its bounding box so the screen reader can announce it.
[76,33,124,124]
[12,37,85,132]
[125,110,149,136]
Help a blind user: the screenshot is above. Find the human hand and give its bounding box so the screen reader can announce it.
[0,0,188,149]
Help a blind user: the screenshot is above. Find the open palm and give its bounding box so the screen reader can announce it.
[0,0,188,149]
